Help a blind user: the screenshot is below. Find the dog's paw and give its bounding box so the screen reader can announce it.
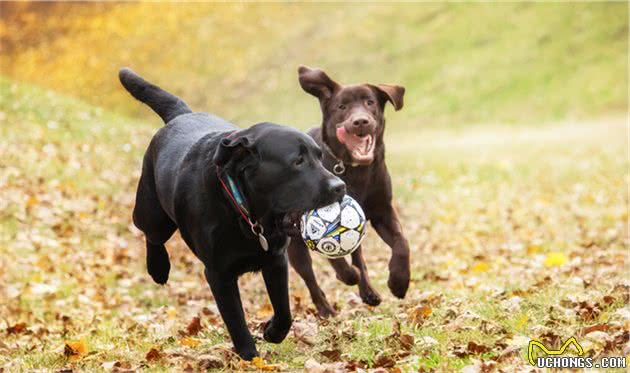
[359,284,382,306]
[387,270,410,299]
[263,317,291,344]
[147,246,170,285]
[314,299,337,318]
[387,255,410,298]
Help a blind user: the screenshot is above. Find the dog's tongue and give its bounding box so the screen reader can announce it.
[336,127,373,162]
[336,127,364,150]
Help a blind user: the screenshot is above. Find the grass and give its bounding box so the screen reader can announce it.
[1,2,627,129]
[0,4,628,370]
[0,68,627,372]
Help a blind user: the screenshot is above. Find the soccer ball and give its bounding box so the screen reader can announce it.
[300,195,367,258]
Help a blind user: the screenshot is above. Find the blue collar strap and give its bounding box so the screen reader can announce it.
[216,168,268,251]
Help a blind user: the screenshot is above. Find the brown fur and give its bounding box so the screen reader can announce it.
[288,66,410,317]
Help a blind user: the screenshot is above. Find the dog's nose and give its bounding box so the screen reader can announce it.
[352,117,369,127]
[327,177,346,200]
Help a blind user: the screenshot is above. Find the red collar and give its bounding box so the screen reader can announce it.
[216,167,269,251]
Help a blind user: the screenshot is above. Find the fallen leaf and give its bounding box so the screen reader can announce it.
[256,304,274,319]
[399,334,415,350]
[102,361,132,371]
[304,358,346,373]
[252,357,280,371]
[373,353,396,368]
[64,338,88,361]
[582,323,609,335]
[544,252,568,267]
[320,349,341,361]
[418,336,438,349]
[304,358,325,373]
[472,262,489,273]
[461,359,496,373]
[453,341,491,357]
[198,354,224,370]
[527,244,542,255]
[178,337,201,348]
[186,316,202,336]
[409,304,432,326]
[145,347,162,361]
[166,307,177,319]
[584,331,611,344]
[6,322,27,335]
[293,320,317,346]
[516,315,528,329]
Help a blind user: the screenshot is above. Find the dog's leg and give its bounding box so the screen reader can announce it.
[371,205,410,299]
[204,268,257,360]
[261,253,292,343]
[133,170,176,285]
[327,258,360,285]
[350,246,382,306]
[287,241,337,317]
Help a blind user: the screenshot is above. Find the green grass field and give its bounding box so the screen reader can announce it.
[2,2,627,128]
[0,76,627,371]
[0,2,628,372]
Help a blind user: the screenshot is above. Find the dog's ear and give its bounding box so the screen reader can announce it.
[298,65,340,100]
[369,84,405,111]
[213,132,256,167]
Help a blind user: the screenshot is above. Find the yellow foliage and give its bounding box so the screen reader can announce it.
[178,337,201,348]
[471,261,489,273]
[544,252,568,267]
[64,338,88,361]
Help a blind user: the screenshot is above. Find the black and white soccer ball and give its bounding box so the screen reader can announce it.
[300,195,367,258]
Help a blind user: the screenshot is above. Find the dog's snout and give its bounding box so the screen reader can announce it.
[352,117,370,127]
[327,177,346,200]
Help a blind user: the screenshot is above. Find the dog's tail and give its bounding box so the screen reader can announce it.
[119,67,192,124]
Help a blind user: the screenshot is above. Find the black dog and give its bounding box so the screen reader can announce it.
[119,68,345,359]
[288,66,410,317]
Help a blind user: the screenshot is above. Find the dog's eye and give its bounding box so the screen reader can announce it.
[338,104,347,110]
[366,99,375,106]
[294,156,305,167]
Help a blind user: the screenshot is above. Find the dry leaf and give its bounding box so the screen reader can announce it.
[409,304,432,326]
[178,337,201,348]
[198,354,224,370]
[399,334,415,350]
[582,323,609,335]
[64,338,87,361]
[373,353,396,368]
[6,322,27,335]
[293,320,317,346]
[252,357,280,371]
[320,349,341,361]
[145,347,162,361]
[256,304,274,319]
[304,358,346,373]
[471,262,489,273]
[186,316,202,336]
[544,252,568,267]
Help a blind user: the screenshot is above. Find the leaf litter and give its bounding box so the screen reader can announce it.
[0,84,627,371]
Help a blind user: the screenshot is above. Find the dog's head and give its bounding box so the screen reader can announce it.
[214,123,345,220]
[298,65,405,166]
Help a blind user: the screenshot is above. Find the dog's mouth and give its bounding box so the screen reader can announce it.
[279,194,341,236]
[280,210,305,236]
[336,126,375,165]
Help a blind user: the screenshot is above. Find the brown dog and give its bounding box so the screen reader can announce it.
[288,66,410,317]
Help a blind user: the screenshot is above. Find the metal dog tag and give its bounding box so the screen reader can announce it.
[258,234,269,251]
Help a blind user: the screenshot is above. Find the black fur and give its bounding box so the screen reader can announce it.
[119,68,193,123]
[120,68,345,359]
